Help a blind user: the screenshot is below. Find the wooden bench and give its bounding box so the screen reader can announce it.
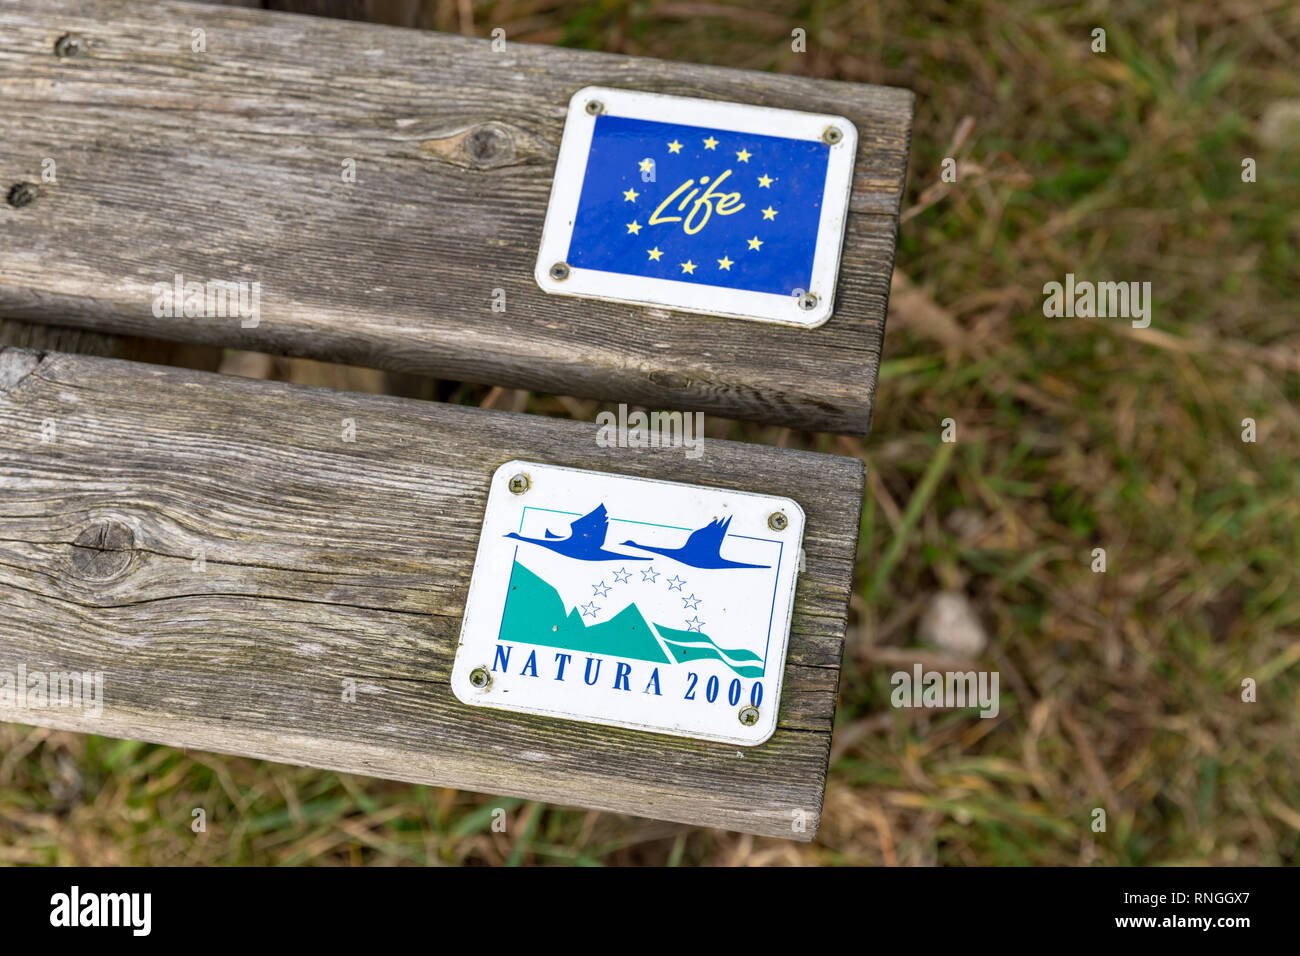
[1,0,912,434]
[0,0,912,840]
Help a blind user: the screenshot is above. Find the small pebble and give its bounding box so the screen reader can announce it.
[917,591,988,659]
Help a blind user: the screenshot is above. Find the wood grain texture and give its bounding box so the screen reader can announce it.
[0,0,912,434]
[0,347,863,838]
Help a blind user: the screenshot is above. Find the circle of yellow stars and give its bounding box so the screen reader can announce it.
[619,135,781,278]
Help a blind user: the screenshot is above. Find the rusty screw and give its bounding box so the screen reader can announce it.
[767,511,788,531]
[508,473,530,495]
[469,667,491,689]
[822,125,843,145]
[7,183,39,208]
[739,705,760,726]
[54,33,87,58]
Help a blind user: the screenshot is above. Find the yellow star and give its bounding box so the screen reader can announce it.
[623,188,639,202]
[747,236,763,251]
[762,206,777,220]
[626,221,641,235]
[757,174,774,188]
[667,140,683,154]
[647,247,663,261]
[638,157,654,173]
[703,136,718,150]
[680,260,697,274]
[717,255,734,270]
[735,149,752,163]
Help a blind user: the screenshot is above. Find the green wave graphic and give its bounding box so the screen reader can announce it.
[655,624,766,678]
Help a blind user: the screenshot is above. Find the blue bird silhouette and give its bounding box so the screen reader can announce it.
[504,504,650,561]
[621,515,769,569]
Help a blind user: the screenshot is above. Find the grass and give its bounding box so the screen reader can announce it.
[2,0,1298,865]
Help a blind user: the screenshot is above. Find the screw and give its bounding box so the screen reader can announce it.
[549,262,570,281]
[508,473,530,495]
[822,125,843,145]
[6,183,38,208]
[469,667,491,689]
[739,705,760,726]
[585,100,604,115]
[797,292,818,311]
[54,33,86,57]
[768,511,788,531]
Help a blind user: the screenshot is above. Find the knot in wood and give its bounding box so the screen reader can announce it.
[465,124,511,166]
[421,122,519,170]
[71,519,135,580]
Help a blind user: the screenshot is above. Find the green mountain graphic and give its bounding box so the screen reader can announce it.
[498,560,765,677]
[501,560,670,663]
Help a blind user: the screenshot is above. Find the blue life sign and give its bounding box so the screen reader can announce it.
[537,88,858,328]
[567,115,829,297]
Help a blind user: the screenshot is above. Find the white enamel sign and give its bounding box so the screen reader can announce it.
[451,461,806,745]
[535,87,858,328]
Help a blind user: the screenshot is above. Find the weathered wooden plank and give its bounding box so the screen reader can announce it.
[0,318,119,357]
[0,315,230,374]
[0,0,912,434]
[0,347,863,838]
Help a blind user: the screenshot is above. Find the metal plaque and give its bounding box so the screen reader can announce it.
[536,86,858,328]
[451,461,806,745]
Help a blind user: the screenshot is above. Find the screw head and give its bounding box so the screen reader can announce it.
[549,262,570,281]
[585,99,604,115]
[6,183,38,209]
[739,705,760,726]
[508,473,530,495]
[469,667,491,689]
[54,33,86,57]
[822,125,843,145]
[797,292,819,311]
[768,511,789,531]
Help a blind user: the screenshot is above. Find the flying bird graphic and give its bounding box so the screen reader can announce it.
[504,504,649,561]
[621,515,769,569]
